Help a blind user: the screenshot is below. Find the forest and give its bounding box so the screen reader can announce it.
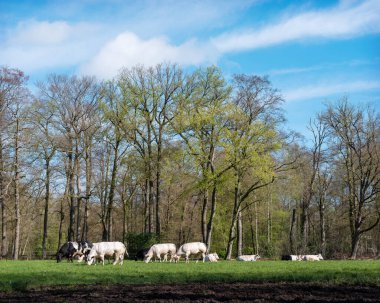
[0,63,379,261]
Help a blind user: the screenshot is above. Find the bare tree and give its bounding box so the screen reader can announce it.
[321,99,380,259]
[37,74,98,241]
[0,67,28,258]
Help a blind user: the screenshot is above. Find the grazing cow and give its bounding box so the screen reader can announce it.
[205,253,219,262]
[174,242,207,263]
[236,254,260,261]
[144,243,177,263]
[87,241,127,266]
[135,248,150,261]
[302,254,323,261]
[281,255,301,261]
[56,241,93,263]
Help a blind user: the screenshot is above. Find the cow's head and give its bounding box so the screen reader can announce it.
[86,250,97,265]
[318,253,323,260]
[172,254,180,263]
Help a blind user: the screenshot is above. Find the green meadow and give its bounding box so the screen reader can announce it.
[0,260,379,292]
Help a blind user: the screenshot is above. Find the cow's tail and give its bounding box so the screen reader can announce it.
[123,243,129,257]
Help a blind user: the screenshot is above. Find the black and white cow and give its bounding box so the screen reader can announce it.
[56,241,93,263]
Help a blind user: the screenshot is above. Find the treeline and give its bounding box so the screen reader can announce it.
[0,64,379,260]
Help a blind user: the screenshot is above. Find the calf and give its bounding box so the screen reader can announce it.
[87,241,127,266]
[144,243,177,263]
[236,254,260,261]
[174,242,207,263]
[205,253,219,262]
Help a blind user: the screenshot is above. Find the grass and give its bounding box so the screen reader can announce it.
[0,259,379,292]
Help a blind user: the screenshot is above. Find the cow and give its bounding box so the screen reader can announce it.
[302,254,323,261]
[86,241,127,266]
[135,248,150,261]
[281,255,301,261]
[205,252,219,262]
[236,254,260,261]
[144,243,177,263]
[174,242,207,263]
[56,241,93,263]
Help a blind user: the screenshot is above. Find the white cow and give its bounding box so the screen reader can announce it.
[144,243,177,263]
[205,253,219,262]
[87,241,127,266]
[302,254,323,261]
[174,242,207,263]
[236,254,260,261]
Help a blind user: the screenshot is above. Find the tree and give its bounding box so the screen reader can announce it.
[172,66,231,249]
[0,67,29,259]
[28,100,57,259]
[321,99,380,259]
[99,80,126,241]
[119,64,182,238]
[37,74,98,242]
[224,74,284,259]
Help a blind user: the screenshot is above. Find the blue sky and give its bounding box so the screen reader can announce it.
[1,0,379,137]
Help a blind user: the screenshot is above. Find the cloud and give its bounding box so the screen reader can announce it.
[283,80,380,102]
[212,0,380,53]
[80,32,219,78]
[0,20,104,72]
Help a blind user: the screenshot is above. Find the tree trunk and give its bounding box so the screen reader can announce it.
[206,184,217,250]
[155,134,162,239]
[226,173,240,259]
[106,139,120,241]
[300,199,308,253]
[82,138,92,241]
[289,208,296,254]
[67,138,75,242]
[319,195,326,256]
[57,199,64,252]
[42,158,50,259]
[13,118,20,260]
[0,132,7,258]
[255,201,259,255]
[267,190,272,243]
[201,188,208,244]
[75,140,81,241]
[237,209,243,256]
[350,232,360,259]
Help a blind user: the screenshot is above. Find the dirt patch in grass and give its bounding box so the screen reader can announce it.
[0,282,379,302]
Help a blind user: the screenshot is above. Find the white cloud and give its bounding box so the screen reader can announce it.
[0,20,104,72]
[80,32,219,78]
[283,80,380,102]
[212,0,380,52]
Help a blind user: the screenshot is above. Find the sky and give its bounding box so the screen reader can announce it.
[1,0,379,138]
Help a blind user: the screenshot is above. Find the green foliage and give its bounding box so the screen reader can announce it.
[0,260,379,291]
[126,233,160,258]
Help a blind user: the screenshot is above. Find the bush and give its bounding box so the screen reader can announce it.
[126,233,159,259]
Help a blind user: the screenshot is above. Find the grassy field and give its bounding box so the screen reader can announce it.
[0,259,379,292]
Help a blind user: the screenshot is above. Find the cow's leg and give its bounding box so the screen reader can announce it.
[113,253,119,265]
[185,253,189,263]
[202,252,205,263]
[101,254,105,266]
[119,254,124,265]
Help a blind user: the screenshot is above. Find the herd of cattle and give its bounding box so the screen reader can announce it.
[56,240,323,265]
